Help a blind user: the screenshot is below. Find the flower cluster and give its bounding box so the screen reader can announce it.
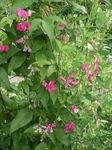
[0,45,9,53]
[71,105,79,113]
[82,57,99,82]
[60,71,79,88]
[42,80,57,92]
[43,122,56,133]
[16,8,32,52]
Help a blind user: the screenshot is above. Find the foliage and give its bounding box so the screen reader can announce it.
[0,0,112,150]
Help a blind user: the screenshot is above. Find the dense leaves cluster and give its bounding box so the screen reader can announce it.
[0,0,112,150]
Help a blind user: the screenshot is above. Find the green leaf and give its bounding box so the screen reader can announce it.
[0,46,20,65]
[42,19,54,40]
[8,52,26,73]
[10,109,33,134]
[0,67,10,89]
[47,66,56,77]
[50,91,58,104]
[34,143,48,150]
[54,128,70,146]
[72,2,87,14]
[12,0,34,11]
[35,53,50,66]
[29,19,42,34]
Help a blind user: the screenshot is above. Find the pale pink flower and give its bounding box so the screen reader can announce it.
[72,80,79,85]
[27,10,32,17]
[94,57,99,73]
[16,9,28,19]
[87,70,94,82]
[23,35,29,40]
[16,38,24,44]
[16,22,30,32]
[64,122,74,133]
[45,80,57,92]
[69,71,75,79]
[42,81,47,88]
[23,45,31,52]
[0,45,9,52]
[82,63,89,71]
[71,105,78,113]
[59,76,66,82]
[44,122,56,133]
[57,22,65,30]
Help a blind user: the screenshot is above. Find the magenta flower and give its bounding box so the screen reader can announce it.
[87,70,94,82]
[42,80,57,92]
[59,76,66,82]
[94,57,99,73]
[72,80,79,85]
[67,79,73,83]
[43,122,56,133]
[0,45,9,52]
[65,83,71,88]
[16,22,30,32]
[82,63,89,71]
[16,9,28,19]
[71,105,78,113]
[64,122,74,133]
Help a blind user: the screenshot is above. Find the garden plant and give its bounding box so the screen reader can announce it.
[0,0,112,150]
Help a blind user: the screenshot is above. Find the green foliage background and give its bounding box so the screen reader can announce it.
[0,0,112,150]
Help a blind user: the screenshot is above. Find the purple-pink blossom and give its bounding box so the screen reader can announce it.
[64,122,74,133]
[43,122,56,133]
[72,80,79,85]
[59,76,66,82]
[87,70,94,82]
[16,22,30,32]
[42,80,57,92]
[16,9,32,19]
[0,45,9,52]
[82,63,89,72]
[71,105,78,113]
[16,36,29,44]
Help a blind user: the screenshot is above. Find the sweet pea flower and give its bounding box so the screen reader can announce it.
[43,122,56,133]
[16,9,28,19]
[72,80,79,85]
[87,70,94,82]
[65,83,71,88]
[42,80,57,92]
[23,45,32,52]
[64,122,74,133]
[16,36,29,44]
[16,22,30,32]
[69,71,75,79]
[82,63,89,72]
[57,22,65,30]
[94,57,99,73]
[0,45,9,52]
[59,76,66,82]
[71,105,78,113]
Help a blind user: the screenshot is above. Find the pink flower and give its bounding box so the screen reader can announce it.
[72,80,79,85]
[67,79,73,83]
[87,70,94,82]
[27,10,32,17]
[82,63,89,71]
[71,105,78,113]
[23,35,29,40]
[42,81,47,88]
[16,22,30,32]
[65,83,71,88]
[42,80,57,92]
[16,9,28,19]
[64,122,74,133]
[16,38,24,44]
[0,45,9,52]
[69,71,75,79]
[57,22,65,30]
[59,76,66,82]
[94,57,99,73]
[44,122,56,133]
